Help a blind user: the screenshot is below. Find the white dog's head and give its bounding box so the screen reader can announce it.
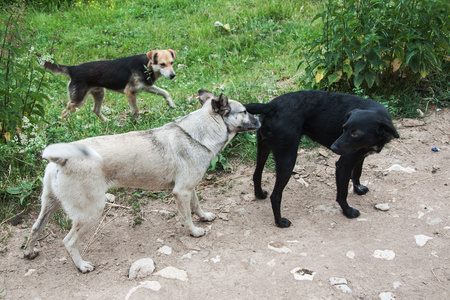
[147,49,177,80]
[198,90,260,133]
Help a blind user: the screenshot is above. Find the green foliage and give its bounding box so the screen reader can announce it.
[0,4,50,144]
[299,0,450,97]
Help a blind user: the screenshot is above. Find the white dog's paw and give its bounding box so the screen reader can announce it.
[23,247,39,259]
[190,226,206,238]
[77,260,95,273]
[200,212,216,222]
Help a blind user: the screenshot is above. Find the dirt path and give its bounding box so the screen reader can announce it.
[1,109,449,299]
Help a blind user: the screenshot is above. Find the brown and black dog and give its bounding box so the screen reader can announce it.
[43,49,177,121]
[245,90,399,228]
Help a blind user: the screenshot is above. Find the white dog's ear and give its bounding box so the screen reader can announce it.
[212,94,230,115]
[198,89,216,106]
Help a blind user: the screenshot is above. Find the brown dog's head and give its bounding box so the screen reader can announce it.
[146,49,177,80]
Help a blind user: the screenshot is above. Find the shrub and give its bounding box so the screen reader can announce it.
[298,0,450,97]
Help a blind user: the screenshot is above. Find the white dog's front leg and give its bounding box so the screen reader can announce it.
[147,85,176,108]
[173,188,205,237]
[191,190,216,222]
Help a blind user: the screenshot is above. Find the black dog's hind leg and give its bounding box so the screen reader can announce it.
[252,132,271,199]
[335,155,360,218]
[270,145,299,228]
[351,158,369,195]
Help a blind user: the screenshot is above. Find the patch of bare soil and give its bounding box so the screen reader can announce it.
[1,109,449,299]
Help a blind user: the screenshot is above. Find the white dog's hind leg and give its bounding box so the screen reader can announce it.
[190,190,215,222]
[173,188,205,237]
[63,204,103,273]
[23,181,60,259]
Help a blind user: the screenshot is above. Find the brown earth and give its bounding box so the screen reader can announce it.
[1,109,449,299]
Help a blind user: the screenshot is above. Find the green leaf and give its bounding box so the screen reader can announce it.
[354,72,365,88]
[354,60,366,76]
[365,71,376,88]
[328,72,341,85]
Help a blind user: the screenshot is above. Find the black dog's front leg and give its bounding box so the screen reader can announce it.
[351,158,369,195]
[335,156,360,218]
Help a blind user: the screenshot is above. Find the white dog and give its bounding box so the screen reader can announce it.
[23,90,260,273]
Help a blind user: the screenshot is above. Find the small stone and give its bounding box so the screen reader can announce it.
[414,234,433,247]
[379,292,396,300]
[124,281,161,300]
[346,251,355,259]
[268,241,291,253]
[105,193,115,203]
[158,245,172,255]
[385,164,415,173]
[373,250,395,260]
[154,266,188,281]
[291,268,316,281]
[181,250,198,260]
[426,218,442,226]
[375,203,390,211]
[129,258,155,279]
[211,255,221,263]
[24,269,36,277]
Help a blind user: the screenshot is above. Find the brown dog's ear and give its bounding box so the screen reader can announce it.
[168,49,177,59]
[211,94,230,115]
[146,50,157,68]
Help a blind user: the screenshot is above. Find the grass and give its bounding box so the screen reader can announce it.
[0,0,446,233]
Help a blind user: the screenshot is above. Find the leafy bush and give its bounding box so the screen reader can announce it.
[0,4,50,145]
[299,0,450,97]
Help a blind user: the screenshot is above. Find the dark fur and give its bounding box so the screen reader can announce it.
[245,90,399,228]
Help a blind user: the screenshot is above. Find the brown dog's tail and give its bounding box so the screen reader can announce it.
[244,103,273,115]
[42,61,70,76]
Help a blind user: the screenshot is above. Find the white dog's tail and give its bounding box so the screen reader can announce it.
[43,143,102,166]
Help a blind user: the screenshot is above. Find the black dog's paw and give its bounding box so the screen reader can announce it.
[276,217,292,228]
[343,207,360,218]
[354,185,369,195]
[255,190,268,199]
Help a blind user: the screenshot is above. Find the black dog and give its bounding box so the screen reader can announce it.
[245,90,399,228]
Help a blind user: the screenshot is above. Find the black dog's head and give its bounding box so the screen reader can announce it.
[330,109,399,155]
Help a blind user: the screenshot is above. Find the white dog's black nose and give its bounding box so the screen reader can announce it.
[170,73,176,79]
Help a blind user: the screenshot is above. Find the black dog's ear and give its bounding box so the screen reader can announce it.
[378,118,400,139]
[198,89,216,106]
[211,93,230,115]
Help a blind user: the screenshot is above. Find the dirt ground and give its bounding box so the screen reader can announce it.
[1,108,449,300]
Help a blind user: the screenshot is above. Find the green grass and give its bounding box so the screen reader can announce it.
[1,0,445,228]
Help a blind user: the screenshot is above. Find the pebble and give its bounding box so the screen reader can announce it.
[158,245,172,255]
[290,268,316,281]
[385,164,415,173]
[129,258,155,279]
[375,203,390,211]
[346,251,356,259]
[330,277,352,293]
[154,266,188,281]
[373,250,395,260]
[426,218,442,226]
[181,250,198,260]
[124,281,161,300]
[268,241,291,253]
[105,193,115,203]
[414,234,433,247]
[24,269,36,277]
[379,292,395,300]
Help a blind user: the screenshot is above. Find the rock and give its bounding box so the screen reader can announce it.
[24,269,36,277]
[296,177,309,187]
[375,203,390,211]
[268,241,291,253]
[379,292,396,300]
[181,250,198,260]
[373,250,395,260]
[211,255,221,263]
[426,218,442,226]
[385,164,415,173]
[129,258,155,279]
[414,234,433,247]
[330,277,352,293]
[105,193,115,203]
[125,281,161,300]
[346,251,355,259]
[154,266,188,281]
[158,245,172,255]
[291,268,316,281]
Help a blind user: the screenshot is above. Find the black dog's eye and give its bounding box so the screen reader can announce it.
[351,129,359,137]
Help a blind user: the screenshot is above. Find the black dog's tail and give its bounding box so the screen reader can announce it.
[244,103,273,115]
[42,61,70,76]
